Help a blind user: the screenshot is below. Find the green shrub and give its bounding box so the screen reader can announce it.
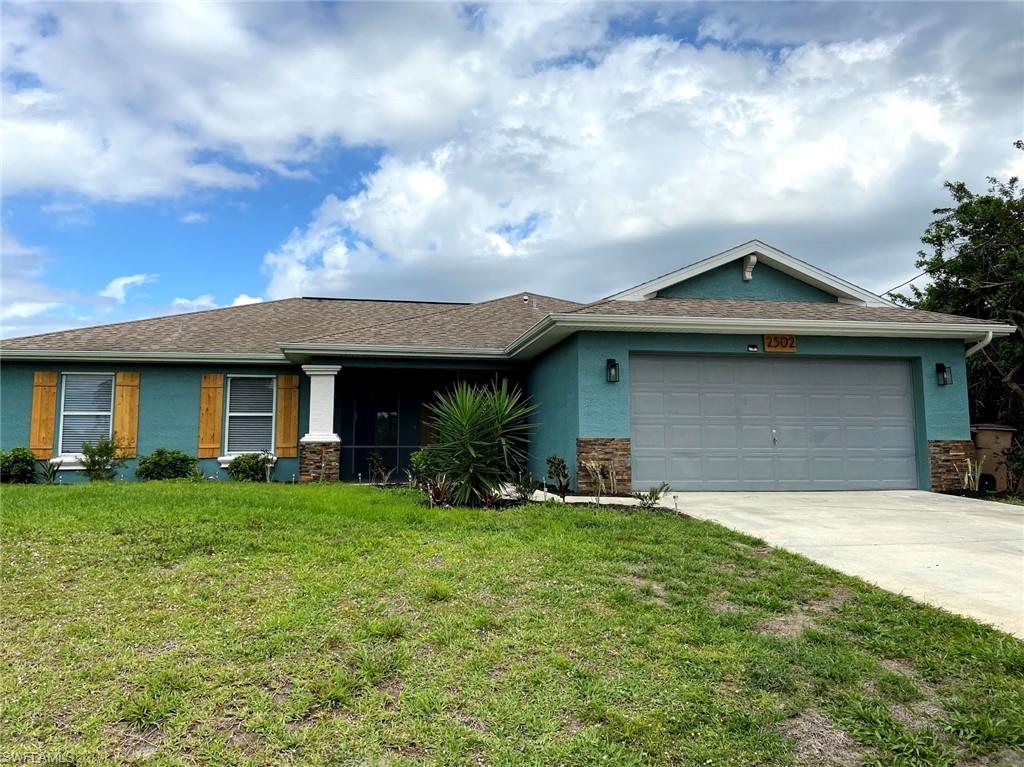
[36,459,59,485]
[227,452,273,482]
[136,449,198,481]
[425,379,534,506]
[0,447,37,484]
[546,454,570,500]
[81,438,126,482]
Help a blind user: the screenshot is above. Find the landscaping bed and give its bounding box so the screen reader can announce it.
[2,483,1022,766]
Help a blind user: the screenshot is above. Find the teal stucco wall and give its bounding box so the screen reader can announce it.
[0,361,306,482]
[526,336,580,485]
[657,259,838,302]
[560,332,970,490]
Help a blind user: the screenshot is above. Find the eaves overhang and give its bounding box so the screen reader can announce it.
[0,349,291,365]
[278,343,510,364]
[505,314,1018,360]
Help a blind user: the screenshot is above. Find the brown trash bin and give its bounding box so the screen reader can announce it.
[971,424,1017,492]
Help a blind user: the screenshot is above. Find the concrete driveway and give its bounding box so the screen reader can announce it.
[672,491,1024,638]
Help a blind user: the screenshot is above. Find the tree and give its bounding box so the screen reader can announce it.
[895,156,1024,488]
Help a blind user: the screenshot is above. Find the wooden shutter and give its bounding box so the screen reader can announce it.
[197,374,224,458]
[29,371,58,459]
[113,371,140,457]
[275,374,300,458]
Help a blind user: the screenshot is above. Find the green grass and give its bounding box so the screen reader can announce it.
[2,483,1022,766]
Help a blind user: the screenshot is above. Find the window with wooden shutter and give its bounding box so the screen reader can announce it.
[275,375,300,457]
[225,376,275,454]
[59,373,115,455]
[113,372,140,457]
[197,374,224,458]
[29,371,58,459]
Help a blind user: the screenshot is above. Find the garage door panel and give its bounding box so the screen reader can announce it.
[667,425,700,449]
[630,355,917,491]
[704,424,738,448]
[700,392,735,415]
[631,356,665,384]
[878,395,912,417]
[632,391,664,416]
[667,392,700,415]
[808,394,841,417]
[739,392,771,415]
[773,393,807,417]
[633,424,667,449]
[666,455,702,482]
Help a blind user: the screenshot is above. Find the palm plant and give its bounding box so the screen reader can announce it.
[425,379,535,506]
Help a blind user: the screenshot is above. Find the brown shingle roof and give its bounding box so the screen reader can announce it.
[0,298,464,355]
[298,293,582,349]
[0,293,997,361]
[569,298,996,325]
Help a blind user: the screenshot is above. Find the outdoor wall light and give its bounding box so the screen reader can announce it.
[936,362,953,386]
[606,358,620,383]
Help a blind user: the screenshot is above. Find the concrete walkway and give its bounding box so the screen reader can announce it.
[669,491,1024,638]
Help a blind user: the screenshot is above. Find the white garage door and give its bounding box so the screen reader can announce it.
[630,355,918,491]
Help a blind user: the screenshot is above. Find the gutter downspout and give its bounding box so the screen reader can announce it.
[966,331,993,358]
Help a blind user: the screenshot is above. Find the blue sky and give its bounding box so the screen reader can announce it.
[2,2,1022,338]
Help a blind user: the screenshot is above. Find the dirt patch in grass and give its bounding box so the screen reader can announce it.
[454,709,488,733]
[108,723,163,761]
[964,749,1024,766]
[711,600,745,614]
[214,718,261,754]
[779,710,865,767]
[621,573,670,605]
[757,589,851,637]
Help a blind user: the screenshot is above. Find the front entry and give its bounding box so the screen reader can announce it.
[630,355,918,491]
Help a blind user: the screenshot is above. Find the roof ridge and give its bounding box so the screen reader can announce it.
[288,292,580,346]
[0,296,304,344]
[287,300,472,345]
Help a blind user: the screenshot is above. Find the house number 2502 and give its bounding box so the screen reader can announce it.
[763,334,797,353]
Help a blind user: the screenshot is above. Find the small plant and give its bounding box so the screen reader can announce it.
[511,472,540,504]
[582,460,606,504]
[367,450,389,484]
[423,580,452,603]
[955,454,986,492]
[81,438,127,481]
[36,459,59,485]
[409,449,435,487]
[632,482,671,509]
[425,379,535,507]
[546,455,570,500]
[423,474,453,507]
[0,447,37,484]
[227,451,274,482]
[136,448,198,481]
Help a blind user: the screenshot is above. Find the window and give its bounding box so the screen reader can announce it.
[59,374,114,455]
[225,376,275,454]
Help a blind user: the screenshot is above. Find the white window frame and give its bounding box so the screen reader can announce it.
[56,372,116,468]
[219,374,277,466]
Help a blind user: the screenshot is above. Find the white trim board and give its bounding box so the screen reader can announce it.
[606,240,897,307]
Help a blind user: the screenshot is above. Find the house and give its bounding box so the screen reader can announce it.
[1,241,1014,492]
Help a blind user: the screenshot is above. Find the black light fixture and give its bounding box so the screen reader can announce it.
[606,358,620,383]
[935,362,953,386]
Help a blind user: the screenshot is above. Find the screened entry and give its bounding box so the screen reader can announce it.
[334,368,521,482]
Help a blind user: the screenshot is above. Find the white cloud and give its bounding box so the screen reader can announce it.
[231,294,262,306]
[0,301,61,321]
[2,2,1021,306]
[171,294,217,312]
[180,211,208,224]
[99,273,158,303]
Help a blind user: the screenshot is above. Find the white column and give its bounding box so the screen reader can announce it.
[301,364,341,443]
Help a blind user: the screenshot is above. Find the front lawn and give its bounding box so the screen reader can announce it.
[2,484,1022,766]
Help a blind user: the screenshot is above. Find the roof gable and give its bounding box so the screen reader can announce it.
[656,258,838,303]
[608,240,895,307]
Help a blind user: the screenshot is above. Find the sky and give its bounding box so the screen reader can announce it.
[2,1,1022,338]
